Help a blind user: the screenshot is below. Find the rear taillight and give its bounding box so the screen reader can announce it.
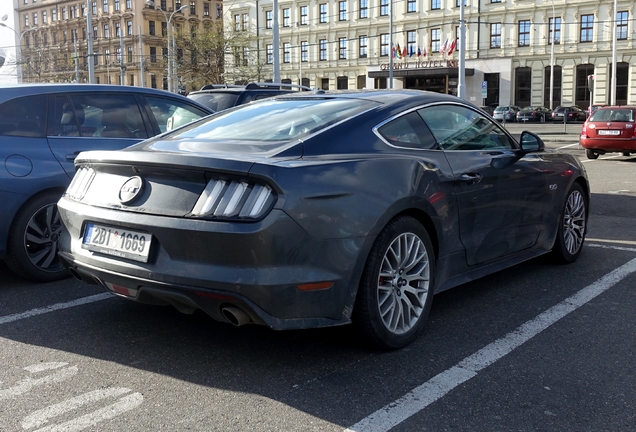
[581,123,587,135]
[190,178,276,220]
[65,167,95,201]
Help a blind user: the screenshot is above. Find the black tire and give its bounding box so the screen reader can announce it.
[586,149,599,160]
[353,216,435,349]
[5,190,70,282]
[551,183,587,264]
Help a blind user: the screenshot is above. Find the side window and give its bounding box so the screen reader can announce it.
[68,93,148,139]
[145,96,210,132]
[418,105,515,151]
[0,95,47,137]
[48,95,81,137]
[377,111,437,149]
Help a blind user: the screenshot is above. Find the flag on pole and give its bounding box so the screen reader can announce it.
[392,44,396,59]
[396,43,402,59]
[409,45,414,57]
[447,38,457,55]
[440,38,449,55]
[402,46,407,58]
[417,46,422,57]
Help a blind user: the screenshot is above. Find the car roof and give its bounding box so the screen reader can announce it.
[0,83,212,112]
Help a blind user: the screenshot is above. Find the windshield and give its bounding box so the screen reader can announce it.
[171,98,378,142]
[494,106,509,112]
[188,92,240,111]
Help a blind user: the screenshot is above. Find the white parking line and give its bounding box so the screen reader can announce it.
[345,257,636,432]
[581,155,623,163]
[556,143,580,150]
[0,293,112,326]
[588,243,636,253]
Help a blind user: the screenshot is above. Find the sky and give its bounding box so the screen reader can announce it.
[0,0,17,83]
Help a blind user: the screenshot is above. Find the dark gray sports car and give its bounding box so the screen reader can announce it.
[57,90,589,349]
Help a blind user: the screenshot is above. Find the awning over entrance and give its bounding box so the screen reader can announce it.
[369,67,475,78]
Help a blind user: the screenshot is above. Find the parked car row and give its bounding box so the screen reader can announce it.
[486,104,588,123]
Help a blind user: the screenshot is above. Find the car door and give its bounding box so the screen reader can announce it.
[46,93,149,177]
[418,104,549,266]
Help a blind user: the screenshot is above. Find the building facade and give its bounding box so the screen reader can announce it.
[227,0,636,109]
[13,0,222,90]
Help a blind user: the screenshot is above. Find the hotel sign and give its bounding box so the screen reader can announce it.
[380,60,459,70]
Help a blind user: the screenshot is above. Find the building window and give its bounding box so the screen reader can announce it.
[266,10,272,29]
[339,1,347,21]
[63,30,67,43]
[150,47,157,62]
[93,50,98,65]
[283,43,291,63]
[544,65,562,108]
[162,47,168,60]
[380,33,389,56]
[91,1,97,14]
[102,0,108,13]
[149,21,155,36]
[300,41,308,61]
[548,17,561,44]
[319,39,327,60]
[283,8,290,27]
[62,7,67,20]
[266,44,273,64]
[359,0,368,19]
[518,20,530,47]
[491,0,501,2]
[575,64,594,109]
[150,74,156,88]
[33,12,37,25]
[81,4,86,16]
[42,10,47,23]
[609,62,629,105]
[104,49,110,64]
[242,47,249,66]
[242,13,248,30]
[431,0,441,10]
[359,35,368,58]
[126,0,131,8]
[407,0,416,13]
[115,22,121,37]
[300,6,308,25]
[127,46,133,62]
[115,0,120,11]
[455,0,466,6]
[93,26,97,38]
[204,3,209,16]
[617,11,628,40]
[337,76,348,90]
[432,28,441,52]
[407,30,416,57]
[216,4,222,18]
[104,24,110,38]
[234,15,240,31]
[129,74,134,86]
[319,4,327,23]
[380,0,388,16]
[127,20,133,36]
[490,23,501,48]
[161,22,167,36]
[82,27,86,40]
[338,37,347,59]
[580,14,593,43]
[190,0,196,14]
[515,67,531,107]
[24,14,28,27]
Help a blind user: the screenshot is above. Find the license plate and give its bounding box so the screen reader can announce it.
[82,223,152,262]
[598,130,621,135]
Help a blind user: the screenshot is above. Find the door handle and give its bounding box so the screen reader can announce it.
[65,151,82,161]
[460,173,482,183]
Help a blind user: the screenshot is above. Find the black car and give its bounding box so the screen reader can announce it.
[57,90,589,349]
[516,106,553,122]
[551,105,587,122]
[188,82,312,112]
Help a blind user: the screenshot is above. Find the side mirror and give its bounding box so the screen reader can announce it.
[519,131,545,153]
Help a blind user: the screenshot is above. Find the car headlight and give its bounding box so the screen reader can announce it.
[190,178,276,220]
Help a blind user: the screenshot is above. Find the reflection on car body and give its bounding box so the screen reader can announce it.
[57,90,590,349]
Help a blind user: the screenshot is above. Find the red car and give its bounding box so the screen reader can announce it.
[580,106,636,159]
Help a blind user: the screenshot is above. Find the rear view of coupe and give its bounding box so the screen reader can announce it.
[57,90,589,349]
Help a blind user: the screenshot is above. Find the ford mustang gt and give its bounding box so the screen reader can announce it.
[57,90,589,349]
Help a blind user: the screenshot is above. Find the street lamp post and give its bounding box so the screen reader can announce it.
[0,18,38,83]
[549,0,555,110]
[146,0,187,92]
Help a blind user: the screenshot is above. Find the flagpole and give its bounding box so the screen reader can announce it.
[388,0,393,88]
[458,0,466,99]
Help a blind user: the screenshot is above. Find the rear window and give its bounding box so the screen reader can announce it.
[188,92,240,112]
[172,98,377,142]
[494,106,508,112]
[590,109,634,122]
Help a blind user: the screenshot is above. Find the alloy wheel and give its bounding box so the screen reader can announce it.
[562,190,586,255]
[377,232,430,335]
[24,203,65,273]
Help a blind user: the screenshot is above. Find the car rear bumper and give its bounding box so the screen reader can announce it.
[57,197,373,330]
[579,137,636,150]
